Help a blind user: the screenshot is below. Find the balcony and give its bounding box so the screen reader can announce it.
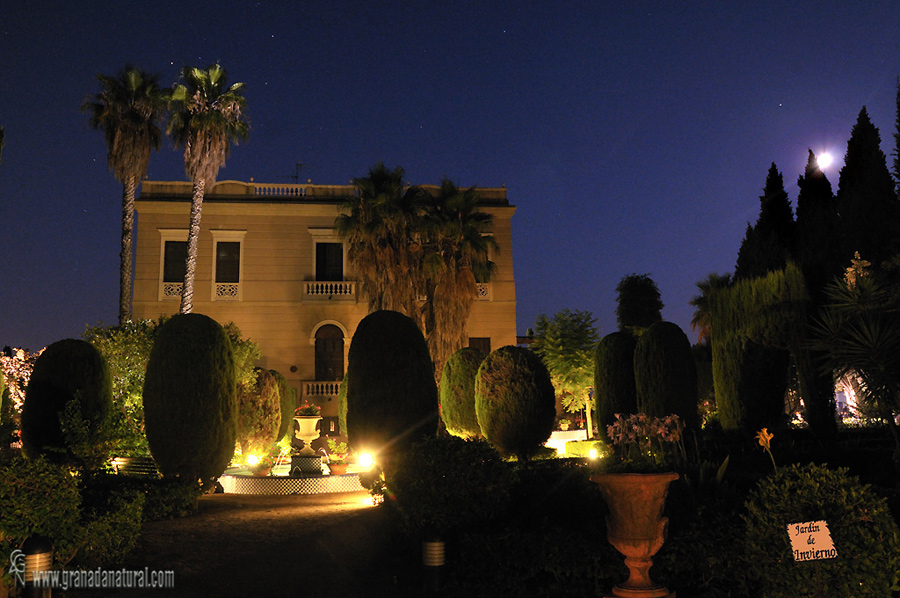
[304,281,356,301]
[301,380,342,401]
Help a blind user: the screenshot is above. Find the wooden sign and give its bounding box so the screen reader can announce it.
[786,520,838,562]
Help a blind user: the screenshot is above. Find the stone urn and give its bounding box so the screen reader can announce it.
[590,472,679,598]
[293,416,322,456]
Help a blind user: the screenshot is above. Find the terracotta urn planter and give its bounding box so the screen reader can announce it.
[590,472,679,598]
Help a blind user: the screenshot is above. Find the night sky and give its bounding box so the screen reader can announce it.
[2,2,899,351]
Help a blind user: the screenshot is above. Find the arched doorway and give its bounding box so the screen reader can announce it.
[314,324,344,381]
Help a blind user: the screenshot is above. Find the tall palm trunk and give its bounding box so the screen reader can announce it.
[119,174,137,324]
[180,178,205,314]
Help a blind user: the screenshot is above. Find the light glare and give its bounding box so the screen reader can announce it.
[358,453,375,469]
[817,152,833,170]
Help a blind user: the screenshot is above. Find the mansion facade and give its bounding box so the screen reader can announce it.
[132,180,518,425]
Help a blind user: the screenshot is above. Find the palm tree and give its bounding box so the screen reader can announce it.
[167,64,248,313]
[689,273,733,344]
[82,67,167,324]
[421,178,497,373]
[336,163,427,321]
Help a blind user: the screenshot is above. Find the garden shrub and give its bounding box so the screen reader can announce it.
[270,369,297,441]
[83,319,161,457]
[633,321,699,430]
[337,372,348,436]
[742,463,900,597]
[21,339,112,466]
[385,435,515,536]
[236,367,281,456]
[475,345,556,460]
[439,347,485,439]
[346,310,438,460]
[73,483,145,568]
[143,313,237,489]
[563,439,605,458]
[0,456,82,571]
[594,332,637,440]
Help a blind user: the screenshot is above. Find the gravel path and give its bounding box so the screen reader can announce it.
[60,491,422,598]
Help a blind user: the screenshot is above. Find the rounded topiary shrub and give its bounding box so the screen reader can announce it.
[236,367,281,456]
[594,331,637,439]
[742,463,900,597]
[143,313,236,486]
[633,321,699,429]
[386,435,516,536]
[346,310,438,460]
[440,347,486,439]
[21,338,112,465]
[270,369,297,442]
[475,345,556,460]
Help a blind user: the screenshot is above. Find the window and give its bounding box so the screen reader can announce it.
[163,241,187,283]
[211,231,246,301]
[158,229,188,300]
[315,242,343,281]
[469,337,491,354]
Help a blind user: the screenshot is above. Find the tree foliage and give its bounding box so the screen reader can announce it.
[21,340,113,469]
[615,273,663,335]
[270,369,297,442]
[532,309,599,434]
[836,107,900,268]
[634,321,699,429]
[142,314,236,487]
[475,345,556,460]
[709,264,808,431]
[236,367,281,456]
[421,179,497,376]
[346,310,438,460]
[82,66,167,323]
[594,332,637,440]
[439,347,486,439]
[167,64,249,313]
[735,163,795,281]
[689,273,732,344]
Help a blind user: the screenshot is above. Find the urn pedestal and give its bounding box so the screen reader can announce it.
[590,472,679,598]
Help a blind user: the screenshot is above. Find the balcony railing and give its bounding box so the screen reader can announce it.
[475,283,491,301]
[304,281,356,300]
[162,282,182,299]
[301,380,342,401]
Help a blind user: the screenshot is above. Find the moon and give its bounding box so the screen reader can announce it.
[817,152,834,170]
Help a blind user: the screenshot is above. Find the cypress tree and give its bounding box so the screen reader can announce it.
[795,150,842,301]
[346,310,438,460]
[594,331,637,439]
[735,163,795,280]
[836,107,900,268]
[143,314,237,487]
[21,339,112,465]
[633,321,699,430]
[439,347,486,439]
[475,346,556,460]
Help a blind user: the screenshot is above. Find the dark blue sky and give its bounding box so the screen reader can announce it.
[2,2,899,350]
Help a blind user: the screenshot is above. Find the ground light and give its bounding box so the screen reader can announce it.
[357,452,375,469]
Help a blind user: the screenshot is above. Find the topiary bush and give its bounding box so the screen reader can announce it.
[236,367,281,456]
[21,338,113,466]
[475,345,556,460]
[742,463,900,597]
[346,310,438,460]
[633,321,699,430]
[439,347,486,439]
[143,313,236,488]
[594,332,637,440]
[385,435,516,536]
[270,369,297,442]
[337,371,348,436]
